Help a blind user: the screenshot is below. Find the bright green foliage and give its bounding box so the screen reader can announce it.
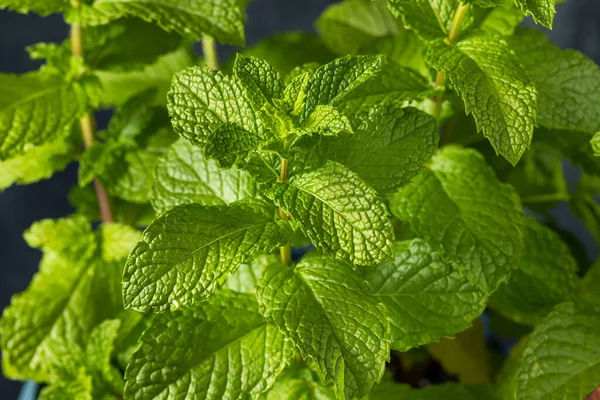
[0,0,68,15]
[592,132,600,156]
[490,217,580,325]
[508,302,600,399]
[84,320,125,397]
[364,239,487,351]
[152,139,257,214]
[257,253,390,400]
[507,28,600,134]
[369,381,500,399]
[514,0,556,28]
[0,217,139,383]
[90,0,246,45]
[480,1,524,35]
[37,368,93,400]
[390,146,523,293]
[123,201,289,312]
[386,0,465,41]
[306,105,438,194]
[260,366,336,400]
[268,162,394,266]
[0,71,87,160]
[427,33,537,165]
[125,290,293,400]
[224,255,275,293]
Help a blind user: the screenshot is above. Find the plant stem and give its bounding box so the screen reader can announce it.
[431,2,470,123]
[278,158,292,265]
[202,35,219,70]
[70,21,114,223]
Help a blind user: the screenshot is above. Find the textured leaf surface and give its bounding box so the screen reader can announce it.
[507,28,600,134]
[267,162,394,266]
[123,202,289,312]
[387,0,463,41]
[167,66,266,148]
[37,368,92,400]
[224,255,275,294]
[390,146,523,293]
[85,320,124,396]
[426,33,537,165]
[515,0,555,28]
[91,0,246,45]
[0,0,67,15]
[257,253,390,400]
[316,0,399,55]
[260,366,336,400]
[0,72,87,160]
[310,104,438,194]
[0,218,137,381]
[125,291,293,400]
[233,55,284,107]
[364,239,486,351]
[152,139,257,214]
[480,1,524,36]
[369,381,499,399]
[511,302,600,400]
[491,216,579,325]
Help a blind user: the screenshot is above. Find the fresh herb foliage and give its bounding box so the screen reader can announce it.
[1,0,600,399]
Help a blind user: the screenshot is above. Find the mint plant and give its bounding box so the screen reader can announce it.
[1,0,600,399]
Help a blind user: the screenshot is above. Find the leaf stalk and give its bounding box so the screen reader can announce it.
[278,158,292,265]
[202,35,219,70]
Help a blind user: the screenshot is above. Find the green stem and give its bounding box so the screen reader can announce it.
[70,15,114,223]
[202,35,219,70]
[278,158,292,265]
[431,3,470,124]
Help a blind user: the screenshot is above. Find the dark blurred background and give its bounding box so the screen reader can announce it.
[1,0,599,397]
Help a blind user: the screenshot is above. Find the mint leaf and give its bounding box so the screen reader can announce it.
[224,255,275,293]
[123,202,289,312]
[91,0,246,45]
[37,368,92,400]
[152,139,257,214]
[338,59,435,113]
[85,320,124,397]
[205,123,261,168]
[96,47,194,106]
[427,33,537,165]
[480,1,524,36]
[490,217,579,325]
[506,28,600,134]
[569,173,600,245]
[167,65,267,148]
[125,291,293,399]
[233,55,284,108]
[387,0,467,41]
[267,161,394,266]
[592,132,600,156]
[298,105,353,137]
[0,140,74,190]
[390,146,523,293]
[309,105,438,194]
[299,55,383,121]
[317,0,400,56]
[0,218,135,381]
[0,0,67,15]
[369,382,499,399]
[257,253,390,400]
[0,71,87,160]
[364,239,486,351]
[261,366,336,400]
[510,302,600,399]
[514,0,556,28]
[428,34,536,165]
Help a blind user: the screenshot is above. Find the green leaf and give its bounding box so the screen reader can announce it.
[387,0,466,41]
[167,65,267,149]
[90,0,246,46]
[260,366,336,400]
[96,47,195,106]
[125,291,293,399]
[462,0,504,7]
[581,259,600,303]
[85,320,124,396]
[569,173,600,245]
[0,218,135,381]
[152,139,257,214]
[298,105,353,137]
[299,55,383,121]
[427,33,537,165]
[123,201,289,312]
[308,105,438,195]
[316,0,400,56]
[506,28,600,134]
[0,0,67,15]
[37,368,93,400]
[480,1,524,36]
[490,216,579,325]
[592,132,600,156]
[514,0,556,28]
[510,302,600,400]
[0,140,74,190]
[535,128,600,176]
[364,239,486,351]
[427,320,491,384]
[205,123,261,168]
[231,32,335,76]
[267,161,394,266]
[390,146,523,293]
[0,71,87,160]
[257,253,390,400]
[368,382,499,399]
[224,255,275,293]
[233,54,284,108]
[338,59,435,113]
